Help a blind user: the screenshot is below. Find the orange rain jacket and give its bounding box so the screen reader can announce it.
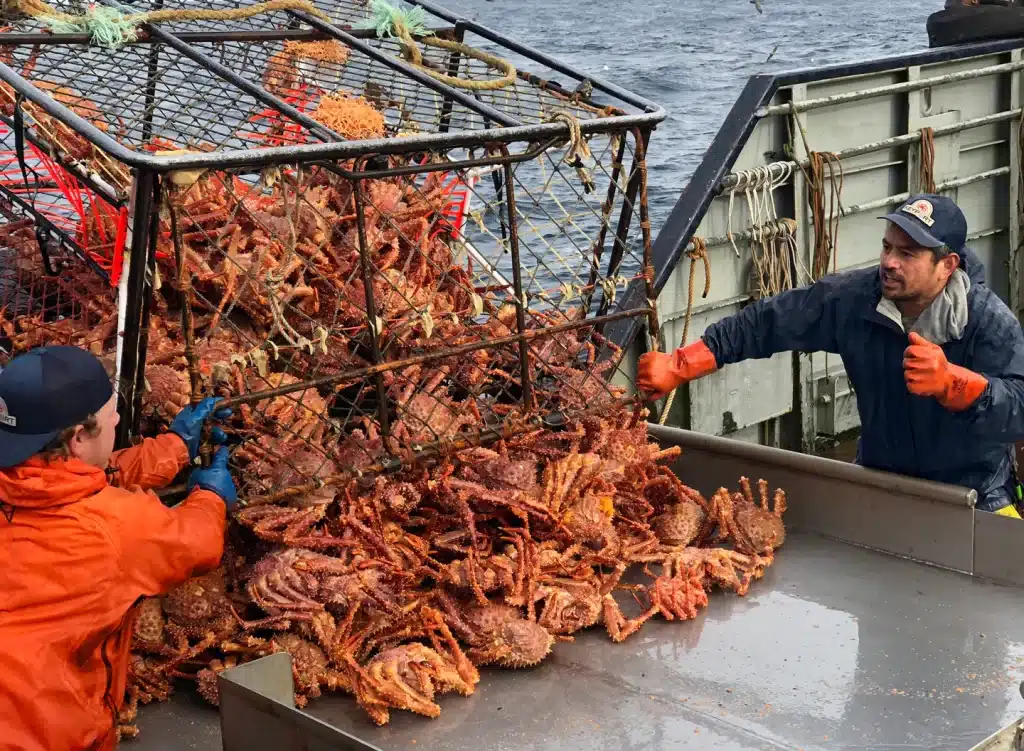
[0,433,226,751]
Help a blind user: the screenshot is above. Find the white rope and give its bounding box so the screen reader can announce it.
[723,163,809,298]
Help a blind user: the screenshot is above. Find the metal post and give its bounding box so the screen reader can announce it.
[716,108,1023,193]
[437,22,466,134]
[351,174,392,437]
[581,133,628,315]
[758,59,1024,117]
[501,161,533,410]
[116,169,156,447]
[597,128,649,320]
[140,0,163,145]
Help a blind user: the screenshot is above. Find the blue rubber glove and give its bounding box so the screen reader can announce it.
[187,446,238,508]
[169,397,232,461]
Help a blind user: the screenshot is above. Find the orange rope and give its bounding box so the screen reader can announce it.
[919,126,936,194]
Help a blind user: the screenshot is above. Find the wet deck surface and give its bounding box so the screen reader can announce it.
[131,532,1024,750]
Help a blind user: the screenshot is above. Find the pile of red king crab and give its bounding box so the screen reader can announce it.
[119,397,787,737]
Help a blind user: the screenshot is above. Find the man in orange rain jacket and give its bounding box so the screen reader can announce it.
[0,345,238,751]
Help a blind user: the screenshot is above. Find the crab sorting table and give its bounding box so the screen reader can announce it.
[126,427,1024,751]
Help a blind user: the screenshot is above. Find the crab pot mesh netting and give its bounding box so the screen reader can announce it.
[0,200,119,372]
[0,0,790,734]
[0,2,633,181]
[150,139,648,491]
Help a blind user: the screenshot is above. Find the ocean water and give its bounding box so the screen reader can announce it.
[444,0,939,232]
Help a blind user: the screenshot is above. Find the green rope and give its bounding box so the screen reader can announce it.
[359,0,429,39]
[43,6,139,50]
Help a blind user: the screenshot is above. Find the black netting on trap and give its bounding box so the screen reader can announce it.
[0,0,381,34]
[0,39,329,187]
[195,37,485,141]
[0,0,640,166]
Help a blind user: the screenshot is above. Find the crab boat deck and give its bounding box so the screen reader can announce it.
[132,426,1024,751]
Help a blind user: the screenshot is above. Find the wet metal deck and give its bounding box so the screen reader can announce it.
[131,532,1024,751]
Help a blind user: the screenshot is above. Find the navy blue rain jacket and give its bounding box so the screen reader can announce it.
[701,248,1024,511]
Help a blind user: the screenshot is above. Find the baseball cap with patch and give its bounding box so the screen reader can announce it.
[0,346,114,468]
[880,193,968,255]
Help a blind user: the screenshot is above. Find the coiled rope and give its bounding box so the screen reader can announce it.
[751,217,800,299]
[657,236,710,426]
[364,0,516,91]
[5,0,333,49]
[919,126,936,193]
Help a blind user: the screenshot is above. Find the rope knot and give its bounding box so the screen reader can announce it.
[362,0,516,91]
[547,111,596,193]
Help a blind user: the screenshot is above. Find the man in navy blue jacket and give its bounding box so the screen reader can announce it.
[637,194,1024,515]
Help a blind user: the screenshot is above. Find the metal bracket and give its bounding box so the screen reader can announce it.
[34,225,58,276]
[218,653,383,751]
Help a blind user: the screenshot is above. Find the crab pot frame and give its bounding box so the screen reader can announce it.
[0,0,666,486]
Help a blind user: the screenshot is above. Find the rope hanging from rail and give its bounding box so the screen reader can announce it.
[725,163,804,298]
[919,126,937,193]
[788,113,844,281]
[657,236,710,426]
[363,0,517,91]
[806,151,844,280]
[631,126,661,347]
[751,217,800,299]
[5,0,333,50]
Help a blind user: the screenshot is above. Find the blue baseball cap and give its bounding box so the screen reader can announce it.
[0,346,114,468]
[880,193,967,255]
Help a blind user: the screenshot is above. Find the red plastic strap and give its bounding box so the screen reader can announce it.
[110,205,128,286]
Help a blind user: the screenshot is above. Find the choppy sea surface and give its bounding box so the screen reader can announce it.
[445,0,939,233]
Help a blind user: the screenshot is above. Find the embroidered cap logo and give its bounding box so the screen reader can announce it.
[0,397,16,428]
[901,199,936,227]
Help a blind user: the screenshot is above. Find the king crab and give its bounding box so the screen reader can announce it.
[161,569,239,644]
[349,606,479,726]
[436,593,554,669]
[710,477,787,556]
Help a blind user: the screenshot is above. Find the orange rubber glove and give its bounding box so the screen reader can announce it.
[637,339,719,400]
[903,331,988,411]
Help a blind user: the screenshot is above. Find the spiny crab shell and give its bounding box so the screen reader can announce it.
[162,570,236,640]
[143,364,191,423]
[461,603,554,668]
[653,500,710,547]
[734,479,787,552]
[263,447,339,507]
[132,598,166,650]
[458,447,540,492]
